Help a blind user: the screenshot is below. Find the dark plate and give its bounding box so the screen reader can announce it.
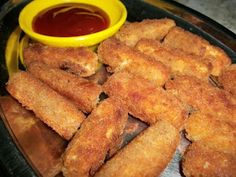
[0,0,236,176]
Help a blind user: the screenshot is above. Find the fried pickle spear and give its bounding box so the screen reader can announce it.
[27,61,102,113]
[98,38,170,86]
[62,98,128,177]
[136,39,212,80]
[115,18,176,47]
[163,27,231,76]
[6,72,85,140]
[24,43,99,77]
[218,64,236,97]
[185,112,236,154]
[165,75,236,124]
[103,72,187,129]
[182,142,236,177]
[95,120,179,177]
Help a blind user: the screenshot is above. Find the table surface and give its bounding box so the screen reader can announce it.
[174,0,236,34]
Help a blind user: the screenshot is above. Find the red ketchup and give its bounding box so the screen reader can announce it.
[33,4,109,37]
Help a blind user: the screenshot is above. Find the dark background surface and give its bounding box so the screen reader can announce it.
[0,0,8,6]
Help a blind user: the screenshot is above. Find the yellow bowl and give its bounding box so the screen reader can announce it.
[19,0,127,47]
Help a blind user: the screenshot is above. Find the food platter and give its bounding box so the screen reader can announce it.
[0,0,236,177]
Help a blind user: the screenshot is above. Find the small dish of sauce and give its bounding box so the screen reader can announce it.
[19,0,127,47]
[33,4,110,37]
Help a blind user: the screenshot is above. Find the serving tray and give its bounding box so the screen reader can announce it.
[0,0,236,176]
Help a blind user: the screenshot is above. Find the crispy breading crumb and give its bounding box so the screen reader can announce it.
[24,43,99,77]
[98,38,170,86]
[6,71,85,140]
[182,143,236,177]
[115,18,176,47]
[62,98,128,177]
[163,27,231,76]
[27,61,102,113]
[103,71,187,130]
[95,120,179,177]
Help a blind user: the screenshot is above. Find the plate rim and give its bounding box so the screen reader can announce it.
[1,0,236,176]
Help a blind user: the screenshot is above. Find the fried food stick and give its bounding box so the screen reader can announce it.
[103,72,187,129]
[6,71,85,140]
[27,61,102,113]
[62,98,128,177]
[218,64,236,97]
[136,39,212,80]
[165,75,236,124]
[115,18,176,47]
[98,38,170,86]
[95,120,179,177]
[24,43,99,77]
[182,142,236,177]
[185,112,236,154]
[163,26,231,76]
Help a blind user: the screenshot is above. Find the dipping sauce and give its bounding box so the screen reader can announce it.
[33,4,110,37]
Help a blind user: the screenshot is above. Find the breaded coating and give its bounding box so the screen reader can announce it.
[136,39,212,80]
[24,43,99,77]
[165,75,236,124]
[103,72,187,129]
[115,18,176,47]
[95,120,179,177]
[163,27,231,76]
[185,112,236,154]
[86,65,110,85]
[62,98,128,177]
[219,64,236,97]
[98,38,170,86]
[182,143,236,177]
[27,61,102,113]
[6,72,85,140]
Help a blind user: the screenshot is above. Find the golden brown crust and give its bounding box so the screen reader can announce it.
[86,64,110,85]
[115,18,176,47]
[62,98,128,177]
[165,75,236,124]
[103,71,187,129]
[6,71,85,140]
[185,112,236,154]
[27,61,102,113]
[95,120,179,177]
[136,38,212,80]
[98,38,170,86]
[163,27,231,76]
[4,18,235,176]
[24,43,99,77]
[182,143,236,177]
[218,64,236,97]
